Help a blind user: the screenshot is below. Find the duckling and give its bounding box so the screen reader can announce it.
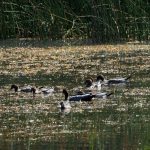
[97,74,132,85]
[62,89,95,102]
[85,76,101,90]
[11,84,33,93]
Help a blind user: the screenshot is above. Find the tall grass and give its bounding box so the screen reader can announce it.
[0,0,149,43]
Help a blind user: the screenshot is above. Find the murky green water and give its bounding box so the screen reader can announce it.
[0,44,150,150]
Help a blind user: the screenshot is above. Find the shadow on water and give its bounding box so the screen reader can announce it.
[0,38,149,49]
[0,38,126,49]
[0,43,150,150]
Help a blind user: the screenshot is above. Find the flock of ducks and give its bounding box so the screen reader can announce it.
[59,74,131,110]
[10,74,131,111]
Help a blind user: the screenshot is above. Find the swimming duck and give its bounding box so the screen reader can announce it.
[30,87,37,97]
[11,84,35,93]
[85,76,101,90]
[59,101,71,110]
[76,89,113,99]
[63,89,95,102]
[97,74,131,85]
[30,86,55,97]
[39,87,54,94]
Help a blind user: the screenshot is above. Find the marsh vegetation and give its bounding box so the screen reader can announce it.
[1,0,149,42]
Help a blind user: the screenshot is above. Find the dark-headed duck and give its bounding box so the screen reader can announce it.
[97,74,131,85]
[59,101,71,110]
[11,84,34,92]
[62,89,95,102]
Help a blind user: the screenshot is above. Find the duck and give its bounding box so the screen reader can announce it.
[76,89,113,99]
[62,89,95,102]
[39,87,54,94]
[59,101,71,110]
[30,87,37,97]
[28,86,54,97]
[97,74,132,85]
[84,76,102,90]
[10,84,35,93]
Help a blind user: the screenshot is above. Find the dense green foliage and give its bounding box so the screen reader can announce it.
[0,0,149,42]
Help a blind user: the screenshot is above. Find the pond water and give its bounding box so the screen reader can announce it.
[0,44,149,150]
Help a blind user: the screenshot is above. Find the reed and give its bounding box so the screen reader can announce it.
[0,0,149,42]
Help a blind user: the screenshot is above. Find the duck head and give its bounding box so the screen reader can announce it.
[62,89,69,100]
[10,84,18,92]
[31,87,36,96]
[97,75,104,81]
[85,78,93,87]
[60,102,65,110]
